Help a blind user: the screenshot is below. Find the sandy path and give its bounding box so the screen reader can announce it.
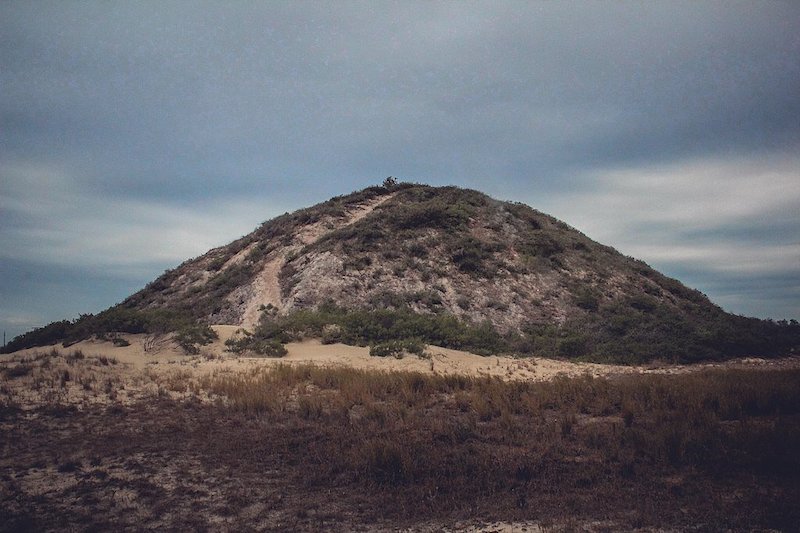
[241,257,283,329]
[239,192,397,328]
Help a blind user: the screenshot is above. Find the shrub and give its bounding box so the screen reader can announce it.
[557,334,587,358]
[206,255,227,272]
[225,335,287,357]
[111,336,131,347]
[235,305,507,357]
[574,288,600,311]
[321,324,343,344]
[343,255,373,271]
[0,307,225,354]
[370,339,426,358]
[174,325,218,355]
[1,320,72,353]
[3,363,33,379]
[517,234,564,259]
[450,236,499,277]
[629,295,657,312]
[387,198,471,231]
[407,242,428,258]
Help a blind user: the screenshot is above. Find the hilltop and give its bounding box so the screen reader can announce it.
[5,182,799,362]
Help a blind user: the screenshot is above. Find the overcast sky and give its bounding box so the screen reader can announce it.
[2,1,799,341]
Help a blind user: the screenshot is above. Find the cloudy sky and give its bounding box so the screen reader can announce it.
[2,1,799,341]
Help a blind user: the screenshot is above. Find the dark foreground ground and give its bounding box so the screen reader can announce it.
[2,365,799,531]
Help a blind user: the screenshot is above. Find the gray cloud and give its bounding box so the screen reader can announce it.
[2,1,799,338]
[535,155,800,318]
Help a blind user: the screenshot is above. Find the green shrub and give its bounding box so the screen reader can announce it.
[449,236,501,278]
[237,305,507,357]
[517,234,564,259]
[1,308,207,353]
[557,335,587,357]
[1,320,72,353]
[321,324,343,344]
[574,288,600,311]
[206,255,227,272]
[249,339,288,357]
[370,339,426,358]
[224,335,287,357]
[112,336,131,347]
[629,295,658,312]
[407,242,428,258]
[174,325,218,355]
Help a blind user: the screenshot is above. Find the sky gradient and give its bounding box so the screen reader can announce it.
[2,1,799,341]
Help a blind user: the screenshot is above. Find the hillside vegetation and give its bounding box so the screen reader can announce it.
[5,182,799,363]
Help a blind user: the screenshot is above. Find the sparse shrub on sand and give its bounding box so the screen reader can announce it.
[225,334,287,357]
[111,336,130,347]
[369,339,426,358]
[1,308,213,353]
[174,324,218,355]
[235,305,507,357]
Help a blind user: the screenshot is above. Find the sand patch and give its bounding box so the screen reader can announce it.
[7,330,800,381]
[5,328,800,412]
[241,256,284,329]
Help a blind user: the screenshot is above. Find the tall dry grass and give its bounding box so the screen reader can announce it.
[200,365,800,484]
[4,361,799,530]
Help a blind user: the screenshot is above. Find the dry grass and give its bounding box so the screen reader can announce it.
[0,349,185,410]
[198,364,800,529]
[2,360,798,531]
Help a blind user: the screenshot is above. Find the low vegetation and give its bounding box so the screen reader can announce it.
[513,307,800,364]
[272,183,800,363]
[224,333,288,357]
[368,338,427,358]
[1,308,217,355]
[2,364,798,530]
[235,304,505,357]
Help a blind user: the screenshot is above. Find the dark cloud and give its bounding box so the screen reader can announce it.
[2,1,799,338]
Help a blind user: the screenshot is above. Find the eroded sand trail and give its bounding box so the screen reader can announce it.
[239,192,397,329]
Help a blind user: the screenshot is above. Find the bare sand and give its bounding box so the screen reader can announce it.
[7,324,798,385]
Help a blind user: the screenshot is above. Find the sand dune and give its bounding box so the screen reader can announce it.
[8,324,798,383]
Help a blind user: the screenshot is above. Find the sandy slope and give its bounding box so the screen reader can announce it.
[1,329,639,380]
[7,324,798,382]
